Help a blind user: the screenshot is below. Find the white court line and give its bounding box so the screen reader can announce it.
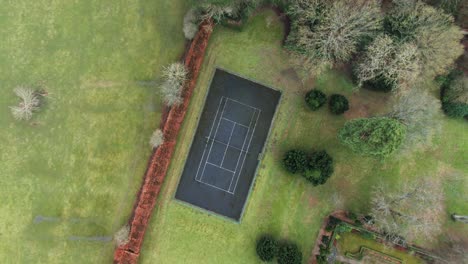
[195,97,225,181]
[220,123,236,167]
[231,108,261,193]
[228,107,256,191]
[198,97,227,182]
[226,97,261,111]
[205,137,247,153]
[222,117,250,128]
[206,162,236,174]
[195,179,235,194]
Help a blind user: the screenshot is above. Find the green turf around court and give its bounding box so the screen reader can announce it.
[0,0,188,263]
[139,10,467,264]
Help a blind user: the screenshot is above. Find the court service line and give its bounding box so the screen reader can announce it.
[199,97,227,182]
[231,108,261,193]
[220,123,236,167]
[228,107,257,192]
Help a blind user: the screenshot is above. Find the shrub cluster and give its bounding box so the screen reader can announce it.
[255,235,302,264]
[305,89,350,115]
[328,94,349,115]
[303,151,334,186]
[283,150,308,173]
[283,150,334,186]
[277,241,302,264]
[305,90,327,111]
[256,235,277,261]
[439,70,468,119]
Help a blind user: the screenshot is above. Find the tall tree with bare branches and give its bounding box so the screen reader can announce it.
[370,178,444,244]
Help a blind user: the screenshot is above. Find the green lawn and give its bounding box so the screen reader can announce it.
[337,232,423,264]
[140,10,468,263]
[0,0,189,263]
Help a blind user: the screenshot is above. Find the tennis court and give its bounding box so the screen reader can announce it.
[175,69,281,221]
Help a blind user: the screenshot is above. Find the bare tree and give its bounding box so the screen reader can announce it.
[386,89,442,151]
[9,87,41,121]
[287,0,382,76]
[371,178,444,244]
[114,224,130,246]
[149,129,164,149]
[183,8,200,40]
[354,35,420,92]
[160,62,188,107]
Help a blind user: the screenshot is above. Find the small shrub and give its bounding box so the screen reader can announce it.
[305,90,327,111]
[277,241,302,264]
[114,224,130,246]
[329,94,349,115]
[361,231,376,240]
[441,74,468,118]
[283,150,308,173]
[256,235,277,262]
[335,223,352,234]
[321,235,330,246]
[302,151,334,186]
[10,87,41,121]
[160,62,188,106]
[183,8,199,40]
[149,129,164,149]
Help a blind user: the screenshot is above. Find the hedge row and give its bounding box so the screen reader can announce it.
[113,19,214,264]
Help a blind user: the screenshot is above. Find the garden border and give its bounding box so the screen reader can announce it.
[113,19,214,264]
[308,211,440,264]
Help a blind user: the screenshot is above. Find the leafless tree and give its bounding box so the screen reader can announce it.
[355,35,420,92]
[149,129,164,149]
[9,87,41,121]
[386,89,442,151]
[183,8,200,40]
[160,62,188,107]
[114,224,130,246]
[371,178,444,244]
[287,0,382,77]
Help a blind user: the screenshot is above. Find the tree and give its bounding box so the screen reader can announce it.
[114,224,130,246]
[198,0,261,22]
[277,241,302,264]
[328,94,349,115]
[9,87,41,121]
[160,62,188,106]
[149,129,164,149]
[370,178,444,244]
[384,0,463,77]
[283,150,308,173]
[386,89,442,151]
[302,150,334,186]
[354,35,420,93]
[286,0,382,75]
[256,235,278,262]
[338,117,406,158]
[305,90,327,110]
[183,8,200,40]
[441,74,468,118]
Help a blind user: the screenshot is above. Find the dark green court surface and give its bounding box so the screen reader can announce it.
[175,69,281,221]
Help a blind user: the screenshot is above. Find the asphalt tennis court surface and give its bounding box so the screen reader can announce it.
[175,69,281,221]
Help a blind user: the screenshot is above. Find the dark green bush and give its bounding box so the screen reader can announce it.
[256,235,277,262]
[329,94,349,115]
[305,90,327,111]
[362,74,395,93]
[302,151,334,186]
[283,150,308,173]
[277,241,302,264]
[440,71,468,119]
[335,223,352,234]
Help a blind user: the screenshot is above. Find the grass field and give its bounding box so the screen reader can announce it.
[0,0,189,263]
[337,232,423,264]
[140,10,468,263]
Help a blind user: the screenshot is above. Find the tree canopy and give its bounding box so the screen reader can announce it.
[286,0,382,75]
[338,117,406,158]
